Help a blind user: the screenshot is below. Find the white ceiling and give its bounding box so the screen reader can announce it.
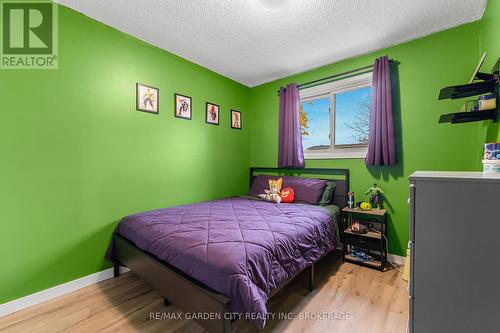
[57,0,487,87]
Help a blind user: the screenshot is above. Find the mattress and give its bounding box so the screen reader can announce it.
[109,196,339,328]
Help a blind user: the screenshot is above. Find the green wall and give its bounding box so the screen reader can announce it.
[0,5,250,304]
[250,23,486,256]
[480,0,500,142]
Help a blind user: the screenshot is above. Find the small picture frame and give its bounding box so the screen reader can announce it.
[231,110,242,129]
[205,102,220,125]
[174,93,192,120]
[136,83,159,114]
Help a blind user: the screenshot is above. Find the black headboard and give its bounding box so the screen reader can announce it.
[249,167,350,208]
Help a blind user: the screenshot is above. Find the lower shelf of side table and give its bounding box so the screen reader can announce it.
[344,253,385,271]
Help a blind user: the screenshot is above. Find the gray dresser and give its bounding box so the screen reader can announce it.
[409,171,500,333]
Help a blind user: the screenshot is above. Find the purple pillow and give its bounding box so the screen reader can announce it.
[250,175,277,198]
[250,175,326,205]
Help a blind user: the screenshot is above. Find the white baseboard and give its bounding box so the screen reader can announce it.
[0,266,129,318]
[388,253,406,266]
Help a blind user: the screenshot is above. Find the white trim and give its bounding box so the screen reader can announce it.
[304,149,367,159]
[0,266,129,318]
[300,72,372,160]
[388,253,406,266]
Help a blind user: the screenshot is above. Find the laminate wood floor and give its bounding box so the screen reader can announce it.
[0,253,408,333]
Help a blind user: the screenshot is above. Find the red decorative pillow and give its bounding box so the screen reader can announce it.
[281,188,295,203]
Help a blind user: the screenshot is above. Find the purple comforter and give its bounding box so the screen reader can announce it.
[111,197,339,328]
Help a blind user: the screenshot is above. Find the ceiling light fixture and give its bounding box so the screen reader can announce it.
[255,0,294,12]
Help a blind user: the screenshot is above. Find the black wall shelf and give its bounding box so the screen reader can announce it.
[439,79,497,100]
[439,109,498,124]
[438,70,499,124]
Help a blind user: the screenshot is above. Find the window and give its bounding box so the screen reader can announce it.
[300,72,372,159]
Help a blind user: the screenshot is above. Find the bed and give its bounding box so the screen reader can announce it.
[109,167,349,333]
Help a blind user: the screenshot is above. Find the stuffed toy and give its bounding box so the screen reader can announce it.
[351,221,368,234]
[258,178,283,204]
[359,201,372,211]
[280,188,295,203]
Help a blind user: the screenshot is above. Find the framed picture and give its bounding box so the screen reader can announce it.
[231,110,242,129]
[136,83,159,114]
[205,102,220,125]
[174,93,192,120]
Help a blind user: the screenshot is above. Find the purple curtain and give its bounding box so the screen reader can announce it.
[366,56,396,166]
[278,83,305,168]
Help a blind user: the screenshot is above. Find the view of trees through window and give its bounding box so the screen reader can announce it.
[300,97,330,150]
[300,86,371,151]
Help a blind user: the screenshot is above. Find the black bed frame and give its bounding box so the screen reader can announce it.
[113,167,349,333]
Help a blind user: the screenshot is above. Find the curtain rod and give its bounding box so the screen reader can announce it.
[276,59,396,95]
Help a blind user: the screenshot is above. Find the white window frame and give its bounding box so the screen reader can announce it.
[300,72,372,160]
